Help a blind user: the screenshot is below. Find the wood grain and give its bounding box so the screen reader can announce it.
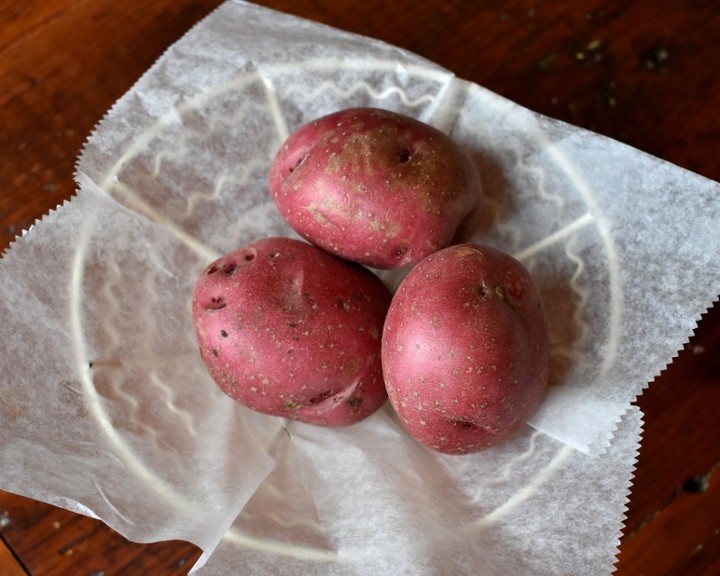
[1,1,719,574]
[0,536,28,576]
[0,490,201,575]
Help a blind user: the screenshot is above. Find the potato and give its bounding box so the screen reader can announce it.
[269,107,480,269]
[381,244,550,454]
[192,237,392,427]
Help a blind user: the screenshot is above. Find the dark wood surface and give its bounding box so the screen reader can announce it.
[1,1,719,574]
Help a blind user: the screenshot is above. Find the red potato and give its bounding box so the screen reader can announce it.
[381,244,550,454]
[269,107,480,269]
[192,237,392,427]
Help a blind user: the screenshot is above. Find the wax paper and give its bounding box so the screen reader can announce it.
[1,1,718,574]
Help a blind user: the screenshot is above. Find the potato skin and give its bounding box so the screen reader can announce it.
[192,237,392,427]
[269,107,480,269]
[381,244,550,454]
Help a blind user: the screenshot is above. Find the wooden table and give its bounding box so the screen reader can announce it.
[1,1,719,574]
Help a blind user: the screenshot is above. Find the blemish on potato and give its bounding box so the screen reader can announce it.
[454,245,485,260]
[309,390,333,404]
[348,397,363,409]
[477,284,489,300]
[347,358,363,373]
[495,285,521,309]
[451,417,479,430]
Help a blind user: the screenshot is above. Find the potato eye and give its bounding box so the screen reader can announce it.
[203,296,227,310]
[207,261,240,276]
[286,150,310,176]
[308,390,334,404]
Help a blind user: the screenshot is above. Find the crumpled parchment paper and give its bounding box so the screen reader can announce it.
[1,1,718,574]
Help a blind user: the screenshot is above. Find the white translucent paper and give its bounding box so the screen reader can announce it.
[1,1,718,574]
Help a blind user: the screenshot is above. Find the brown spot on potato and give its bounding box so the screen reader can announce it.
[454,245,484,260]
[348,397,363,409]
[347,358,363,373]
[495,285,521,309]
[451,417,479,430]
